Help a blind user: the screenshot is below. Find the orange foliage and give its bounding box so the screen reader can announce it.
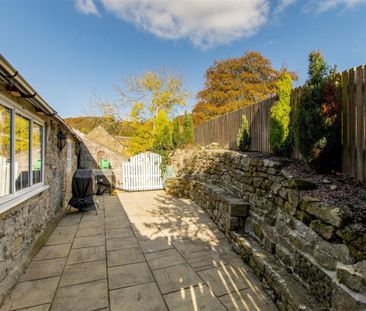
[193,51,283,126]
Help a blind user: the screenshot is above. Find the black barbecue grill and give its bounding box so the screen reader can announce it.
[68,169,99,214]
[94,169,115,195]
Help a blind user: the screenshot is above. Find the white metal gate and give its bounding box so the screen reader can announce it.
[121,152,163,191]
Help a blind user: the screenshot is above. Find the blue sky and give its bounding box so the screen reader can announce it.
[0,0,366,118]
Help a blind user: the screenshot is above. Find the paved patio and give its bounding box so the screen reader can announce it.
[1,191,276,311]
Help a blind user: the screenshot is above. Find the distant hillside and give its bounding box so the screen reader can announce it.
[65,116,135,137]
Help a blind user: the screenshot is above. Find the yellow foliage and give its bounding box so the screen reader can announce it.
[127,120,154,155]
[127,70,188,122]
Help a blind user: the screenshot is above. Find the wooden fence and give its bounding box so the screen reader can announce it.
[341,65,366,181]
[194,65,366,182]
[194,97,277,152]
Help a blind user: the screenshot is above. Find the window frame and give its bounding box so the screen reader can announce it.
[0,94,46,208]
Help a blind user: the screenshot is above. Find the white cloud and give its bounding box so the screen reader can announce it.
[83,0,269,49]
[75,0,99,16]
[274,0,297,15]
[304,0,366,13]
[73,0,366,49]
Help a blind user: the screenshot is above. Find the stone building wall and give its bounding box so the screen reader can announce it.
[86,126,126,154]
[76,127,128,186]
[166,148,366,310]
[0,115,78,304]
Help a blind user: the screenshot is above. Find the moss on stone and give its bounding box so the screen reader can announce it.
[252,222,264,240]
[295,211,313,225]
[310,219,335,240]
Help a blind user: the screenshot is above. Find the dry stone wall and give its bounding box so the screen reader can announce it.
[166,148,366,310]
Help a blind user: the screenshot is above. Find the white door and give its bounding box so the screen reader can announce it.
[121,152,163,191]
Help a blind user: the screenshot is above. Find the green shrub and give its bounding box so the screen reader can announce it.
[153,110,173,175]
[236,115,250,151]
[172,117,183,148]
[172,111,194,148]
[153,110,172,152]
[295,51,341,172]
[270,72,292,155]
[182,111,194,145]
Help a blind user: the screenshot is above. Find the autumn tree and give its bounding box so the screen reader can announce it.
[127,120,154,155]
[80,93,137,137]
[117,69,188,121]
[114,69,188,155]
[85,70,188,155]
[193,51,282,125]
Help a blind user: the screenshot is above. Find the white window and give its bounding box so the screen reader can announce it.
[0,97,45,205]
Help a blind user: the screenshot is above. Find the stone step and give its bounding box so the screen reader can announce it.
[227,198,250,217]
[337,261,366,295]
[195,180,249,217]
[231,232,325,311]
[166,177,250,233]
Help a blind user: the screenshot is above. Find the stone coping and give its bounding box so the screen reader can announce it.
[0,185,49,219]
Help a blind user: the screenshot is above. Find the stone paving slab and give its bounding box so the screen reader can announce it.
[15,304,50,311]
[108,262,154,290]
[52,279,108,311]
[33,244,71,261]
[110,283,167,311]
[184,249,226,272]
[1,277,59,310]
[67,245,106,265]
[219,288,278,311]
[107,247,145,267]
[72,235,105,249]
[152,263,203,294]
[145,249,186,270]
[138,237,173,254]
[105,227,134,239]
[164,284,226,311]
[59,260,107,287]
[58,213,82,226]
[20,258,66,282]
[198,264,251,297]
[106,236,138,251]
[172,238,209,255]
[1,192,277,311]
[75,226,104,237]
[45,226,77,246]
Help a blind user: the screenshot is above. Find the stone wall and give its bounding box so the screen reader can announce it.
[76,127,128,186]
[0,116,78,305]
[166,148,366,310]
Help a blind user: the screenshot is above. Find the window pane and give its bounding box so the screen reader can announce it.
[32,123,43,184]
[0,105,11,197]
[15,114,30,191]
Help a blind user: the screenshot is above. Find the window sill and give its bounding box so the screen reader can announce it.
[0,185,49,218]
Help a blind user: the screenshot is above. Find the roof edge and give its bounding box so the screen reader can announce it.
[0,54,80,141]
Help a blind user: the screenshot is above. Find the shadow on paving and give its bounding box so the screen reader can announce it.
[117,191,277,311]
[0,191,277,311]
